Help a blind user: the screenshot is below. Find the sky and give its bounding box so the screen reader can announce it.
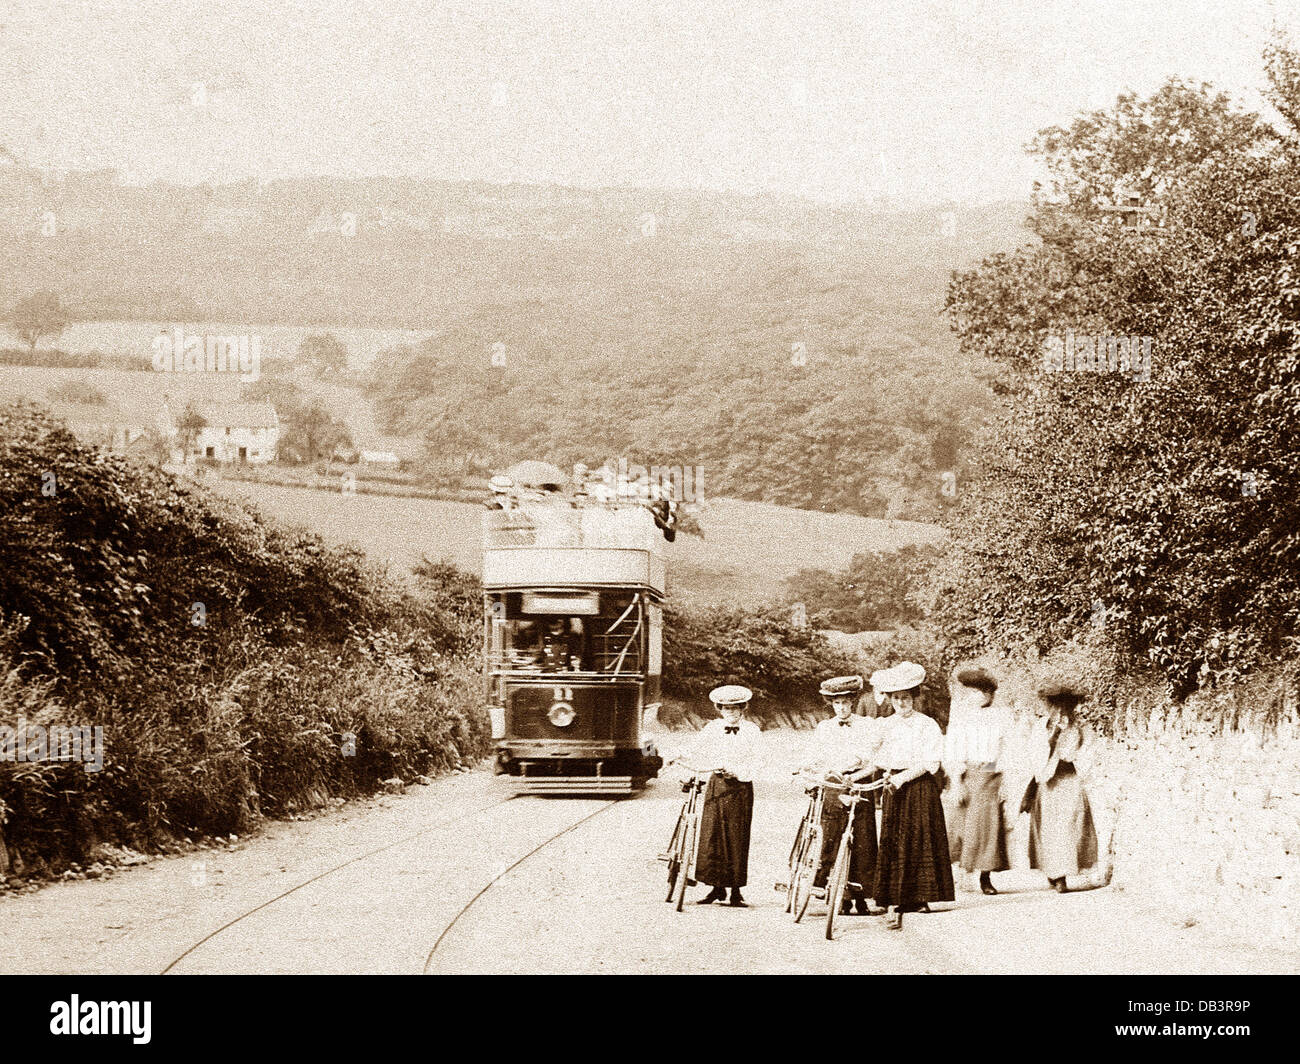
[2,0,1297,204]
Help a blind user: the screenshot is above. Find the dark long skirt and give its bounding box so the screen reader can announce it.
[873,773,955,908]
[814,789,878,895]
[695,774,753,888]
[949,766,1009,872]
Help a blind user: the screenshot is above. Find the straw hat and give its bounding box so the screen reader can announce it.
[819,675,864,700]
[709,684,753,707]
[872,661,927,694]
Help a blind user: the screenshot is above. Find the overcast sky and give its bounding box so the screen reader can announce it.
[2,0,1296,204]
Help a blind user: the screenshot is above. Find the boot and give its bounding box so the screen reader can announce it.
[979,871,997,896]
[696,886,726,904]
[728,888,749,907]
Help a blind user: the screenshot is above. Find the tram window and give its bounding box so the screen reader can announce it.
[501,616,588,672]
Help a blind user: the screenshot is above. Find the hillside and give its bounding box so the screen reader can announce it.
[210,479,944,610]
[2,167,1031,517]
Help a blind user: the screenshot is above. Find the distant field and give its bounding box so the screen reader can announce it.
[211,481,946,608]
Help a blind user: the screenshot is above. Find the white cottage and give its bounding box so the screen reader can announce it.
[185,399,279,464]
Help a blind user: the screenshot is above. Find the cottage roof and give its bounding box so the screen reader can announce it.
[192,400,278,429]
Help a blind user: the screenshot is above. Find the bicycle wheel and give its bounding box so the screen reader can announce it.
[792,824,820,922]
[664,813,685,902]
[825,828,852,941]
[673,809,697,912]
[784,815,809,913]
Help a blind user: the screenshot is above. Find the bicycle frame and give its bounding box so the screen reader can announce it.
[824,777,889,940]
[661,767,711,912]
[783,770,845,922]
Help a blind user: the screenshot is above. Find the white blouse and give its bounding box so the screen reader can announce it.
[690,718,762,783]
[873,711,944,771]
[804,715,881,774]
[943,704,1011,767]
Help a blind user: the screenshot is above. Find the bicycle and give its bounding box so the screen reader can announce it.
[823,776,890,940]
[658,760,713,912]
[777,770,843,922]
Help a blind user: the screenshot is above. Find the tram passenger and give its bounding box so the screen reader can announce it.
[688,685,761,907]
[944,666,1011,895]
[535,618,576,670]
[799,675,884,916]
[484,474,514,510]
[871,661,955,930]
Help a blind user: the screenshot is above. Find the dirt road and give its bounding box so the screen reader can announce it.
[1,732,1294,975]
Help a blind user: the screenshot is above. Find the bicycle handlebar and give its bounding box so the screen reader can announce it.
[797,771,889,793]
[667,758,717,777]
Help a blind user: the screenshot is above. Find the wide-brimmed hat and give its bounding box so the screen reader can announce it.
[1037,680,1086,713]
[872,661,927,694]
[955,666,998,697]
[819,675,864,699]
[709,684,753,707]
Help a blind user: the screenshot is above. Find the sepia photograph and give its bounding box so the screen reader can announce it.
[1,0,1297,1043]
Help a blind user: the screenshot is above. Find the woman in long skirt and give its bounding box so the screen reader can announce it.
[1024,682,1098,892]
[870,661,955,930]
[799,674,882,916]
[944,666,1010,894]
[689,684,761,907]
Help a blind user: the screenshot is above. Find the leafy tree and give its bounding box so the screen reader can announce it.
[245,378,352,463]
[175,403,207,463]
[300,332,349,374]
[282,399,352,464]
[9,291,70,355]
[662,601,856,715]
[784,544,942,632]
[935,36,1300,695]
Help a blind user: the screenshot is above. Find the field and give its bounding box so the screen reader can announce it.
[211,480,945,608]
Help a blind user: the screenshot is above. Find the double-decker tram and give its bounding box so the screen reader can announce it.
[483,492,666,794]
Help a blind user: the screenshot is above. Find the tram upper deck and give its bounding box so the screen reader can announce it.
[482,499,666,597]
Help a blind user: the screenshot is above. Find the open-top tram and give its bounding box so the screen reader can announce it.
[483,493,665,794]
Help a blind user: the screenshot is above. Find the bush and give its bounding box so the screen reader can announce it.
[783,543,941,632]
[0,403,490,879]
[662,601,858,725]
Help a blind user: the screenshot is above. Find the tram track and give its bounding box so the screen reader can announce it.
[421,798,622,971]
[159,792,515,974]
[159,789,628,975]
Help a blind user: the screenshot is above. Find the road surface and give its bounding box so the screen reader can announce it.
[1,732,1294,975]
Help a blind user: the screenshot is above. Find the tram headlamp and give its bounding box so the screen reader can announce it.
[547,702,576,727]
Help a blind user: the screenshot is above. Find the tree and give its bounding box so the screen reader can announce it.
[935,36,1300,694]
[283,400,351,464]
[175,404,207,463]
[299,332,349,374]
[10,291,70,355]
